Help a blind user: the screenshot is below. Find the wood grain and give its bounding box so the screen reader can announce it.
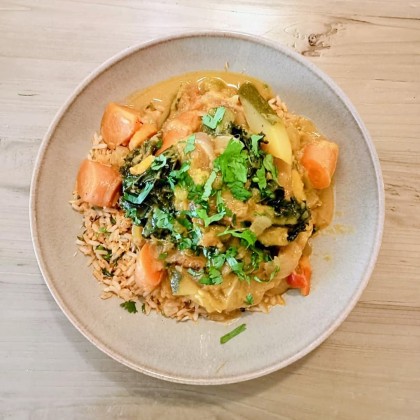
[1,0,419,418]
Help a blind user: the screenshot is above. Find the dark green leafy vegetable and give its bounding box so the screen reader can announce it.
[119,120,309,288]
[120,301,138,313]
[220,323,247,344]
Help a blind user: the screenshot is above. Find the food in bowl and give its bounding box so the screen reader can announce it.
[71,71,339,321]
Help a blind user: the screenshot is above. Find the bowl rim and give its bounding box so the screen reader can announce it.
[29,30,385,385]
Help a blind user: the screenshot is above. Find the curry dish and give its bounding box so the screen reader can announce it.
[71,71,338,321]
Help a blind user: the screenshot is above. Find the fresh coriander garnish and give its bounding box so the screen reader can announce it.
[202,106,226,129]
[201,170,217,201]
[151,155,167,170]
[251,134,264,156]
[214,138,251,201]
[195,208,225,227]
[263,154,278,180]
[199,266,223,285]
[220,323,247,344]
[252,166,267,190]
[218,228,257,247]
[184,134,196,154]
[98,226,109,234]
[245,293,254,305]
[120,301,138,313]
[101,268,113,277]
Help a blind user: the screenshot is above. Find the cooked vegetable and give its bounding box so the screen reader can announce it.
[300,140,339,189]
[76,159,122,207]
[100,102,142,149]
[128,123,158,150]
[134,242,165,293]
[130,155,155,175]
[158,110,201,154]
[286,255,312,296]
[73,73,338,321]
[239,83,292,165]
[220,324,247,344]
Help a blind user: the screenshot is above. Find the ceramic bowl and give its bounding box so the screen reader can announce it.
[30,32,384,384]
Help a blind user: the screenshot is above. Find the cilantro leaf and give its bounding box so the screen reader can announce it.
[220,323,247,344]
[263,154,278,180]
[245,293,254,305]
[151,155,167,170]
[251,134,264,156]
[152,208,174,231]
[200,266,223,285]
[202,170,217,201]
[214,139,252,201]
[202,107,226,129]
[218,228,257,247]
[252,166,267,190]
[184,135,196,154]
[196,208,225,227]
[120,301,138,313]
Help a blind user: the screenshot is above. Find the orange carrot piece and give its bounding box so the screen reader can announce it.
[300,140,339,189]
[128,123,158,151]
[100,102,142,149]
[157,130,185,155]
[157,111,201,155]
[134,243,165,293]
[286,255,312,296]
[76,159,122,208]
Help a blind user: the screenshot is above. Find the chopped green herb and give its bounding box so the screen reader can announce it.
[195,208,225,227]
[263,154,278,180]
[252,166,267,190]
[245,293,254,305]
[141,303,146,314]
[151,155,167,170]
[202,106,226,129]
[220,323,247,344]
[101,268,113,277]
[184,134,196,154]
[251,134,264,156]
[214,139,251,201]
[218,228,257,247]
[158,252,168,260]
[201,170,217,201]
[120,301,138,313]
[98,226,109,234]
[200,266,223,285]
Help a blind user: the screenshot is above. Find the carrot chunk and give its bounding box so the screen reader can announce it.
[157,111,201,155]
[76,159,122,207]
[100,102,142,149]
[134,243,165,293]
[286,255,312,296]
[128,123,158,151]
[300,140,339,189]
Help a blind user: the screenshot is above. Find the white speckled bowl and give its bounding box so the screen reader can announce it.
[30,32,384,385]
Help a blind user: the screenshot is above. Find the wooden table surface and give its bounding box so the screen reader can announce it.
[1,0,419,418]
